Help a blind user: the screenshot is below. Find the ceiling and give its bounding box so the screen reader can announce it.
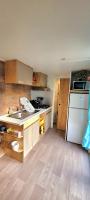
[0,0,90,76]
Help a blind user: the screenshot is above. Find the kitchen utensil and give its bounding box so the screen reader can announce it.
[11,141,19,152]
[20,97,35,113]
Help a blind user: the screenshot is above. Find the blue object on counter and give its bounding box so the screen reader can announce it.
[0,124,7,132]
[82,84,90,150]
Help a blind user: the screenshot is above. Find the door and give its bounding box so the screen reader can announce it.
[67,108,88,144]
[57,79,69,130]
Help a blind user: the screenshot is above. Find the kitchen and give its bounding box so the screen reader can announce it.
[0,60,52,161]
[0,63,90,199]
[0,0,90,200]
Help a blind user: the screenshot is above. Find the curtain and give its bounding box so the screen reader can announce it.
[82,84,90,150]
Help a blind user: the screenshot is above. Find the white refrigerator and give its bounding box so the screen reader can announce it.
[67,93,88,144]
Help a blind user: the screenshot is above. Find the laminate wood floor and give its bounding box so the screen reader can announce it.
[0,128,90,200]
[0,146,5,158]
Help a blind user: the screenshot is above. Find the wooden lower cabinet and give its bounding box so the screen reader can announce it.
[32,120,39,146]
[3,119,40,162]
[1,109,52,162]
[24,120,39,158]
[5,148,23,162]
[24,125,33,158]
[4,132,24,162]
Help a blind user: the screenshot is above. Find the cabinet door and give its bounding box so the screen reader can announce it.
[39,73,47,87]
[45,112,51,132]
[57,79,69,131]
[5,60,33,85]
[5,60,17,83]
[0,61,5,82]
[24,125,33,157]
[32,120,39,146]
[33,72,47,87]
[33,72,40,86]
[17,61,33,85]
[71,70,90,89]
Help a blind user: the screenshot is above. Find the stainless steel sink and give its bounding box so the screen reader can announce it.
[8,109,40,120]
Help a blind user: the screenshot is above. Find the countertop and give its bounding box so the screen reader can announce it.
[0,107,52,126]
[70,90,89,94]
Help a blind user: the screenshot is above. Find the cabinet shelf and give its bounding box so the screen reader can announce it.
[4,148,23,162]
[70,89,89,94]
[5,143,23,153]
[4,132,23,141]
[31,86,50,91]
[4,131,24,161]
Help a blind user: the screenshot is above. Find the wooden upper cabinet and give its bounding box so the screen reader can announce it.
[5,60,33,85]
[33,72,47,87]
[70,70,90,89]
[0,61,5,83]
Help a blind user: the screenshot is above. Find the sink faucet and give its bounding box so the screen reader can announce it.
[18,105,24,113]
[8,107,13,114]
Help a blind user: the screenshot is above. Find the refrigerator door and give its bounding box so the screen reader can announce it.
[69,93,88,109]
[67,108,88,144]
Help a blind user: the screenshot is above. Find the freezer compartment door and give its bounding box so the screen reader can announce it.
[69,93,88,109]
[67,108,88,144]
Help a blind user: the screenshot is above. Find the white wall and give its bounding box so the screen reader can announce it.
[31,74,70,128]
[31,90,51,105]
[51,74,70,127]
[47,75,57,127]
[31,75,56,106]
[31,75,56,128]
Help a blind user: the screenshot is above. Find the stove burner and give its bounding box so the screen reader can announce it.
[30,100,50,109]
